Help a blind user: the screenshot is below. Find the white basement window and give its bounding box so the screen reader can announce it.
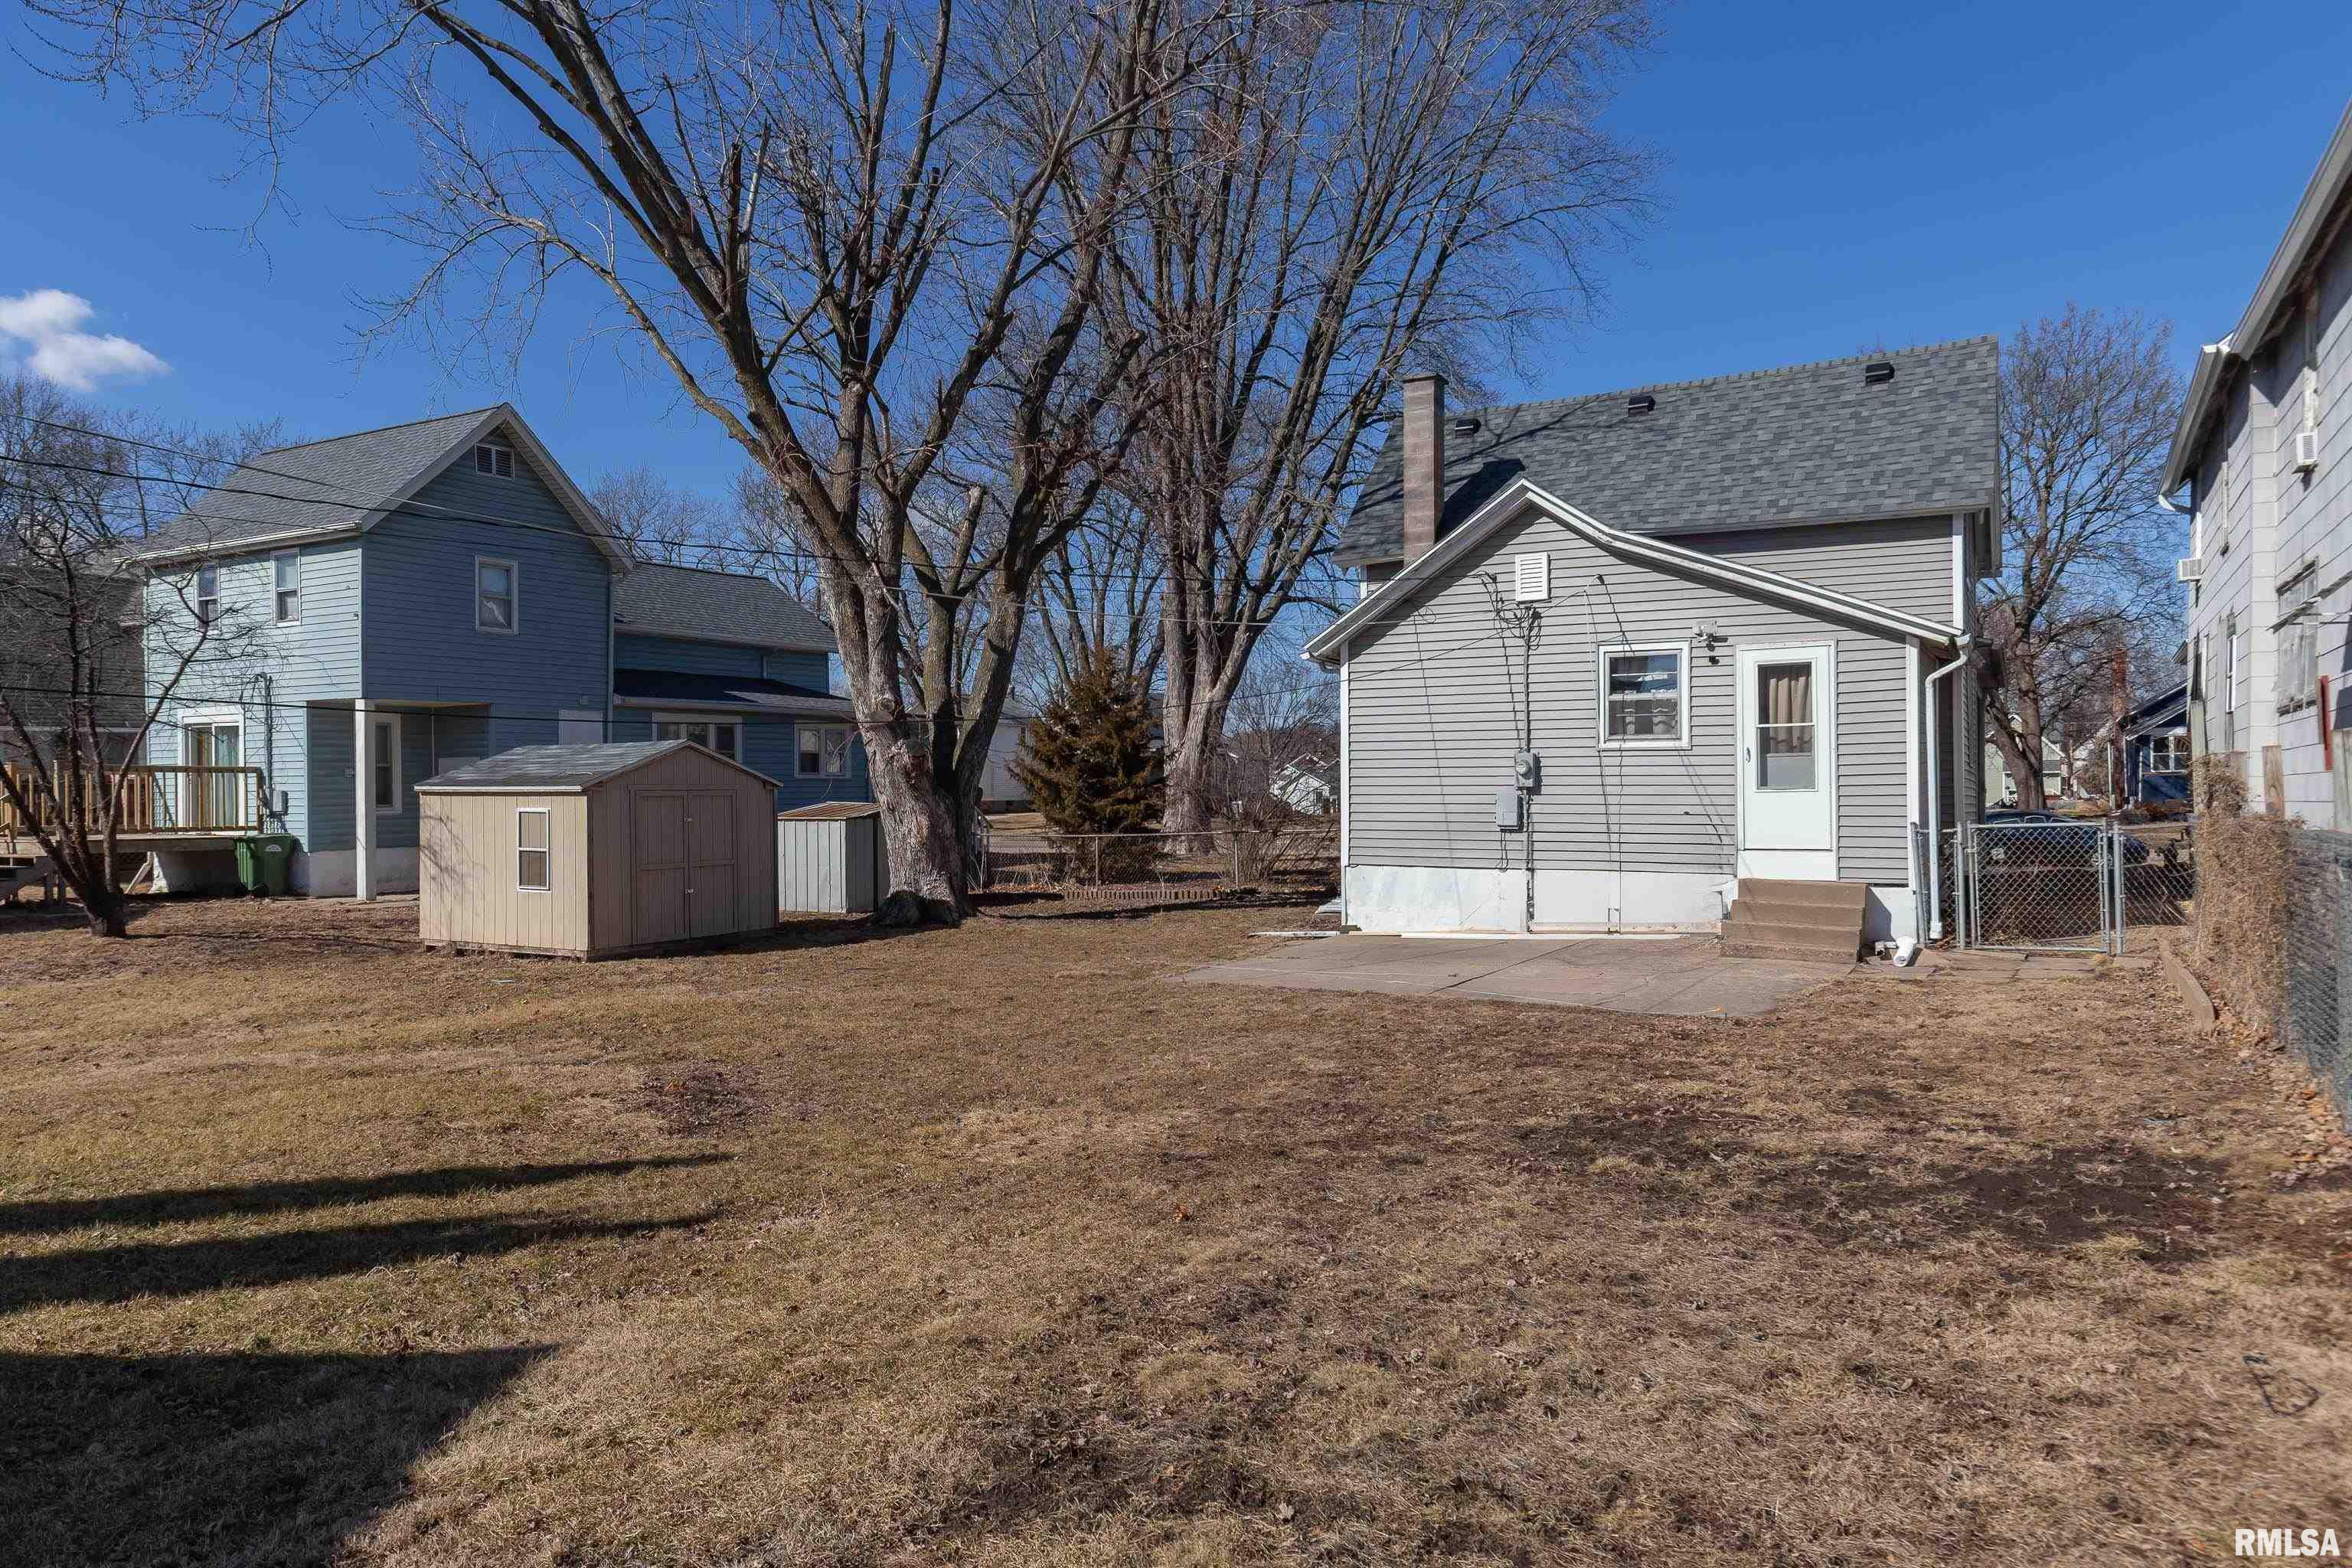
[474,442,514,479]
[1599,645,1687,746]
[798,724,852,777]
[273,550,301,624]
[516,807,550,891]
[476,557,518,634]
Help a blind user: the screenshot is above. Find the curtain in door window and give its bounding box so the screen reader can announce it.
[1756,663,1815,791]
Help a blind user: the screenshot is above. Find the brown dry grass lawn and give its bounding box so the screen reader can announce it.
[2,898,2347,1566]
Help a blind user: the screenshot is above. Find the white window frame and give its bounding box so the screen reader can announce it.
[194,563,220,626]
[1596,642,1691,750]
[798,723,854,776]
[273,550,302,625]
[475,556,519,635]
[2226,619,2242,714]
[2147,733,2190,775]
[474,441,515,479]
[652,712,743,760]
[371,712,403,816]
[515,805,551,892]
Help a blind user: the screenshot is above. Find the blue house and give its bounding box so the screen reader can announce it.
[126,406,867,897]
[2120,681,2191,805]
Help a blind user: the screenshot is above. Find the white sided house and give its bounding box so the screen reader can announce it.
[1311,340,1999,949]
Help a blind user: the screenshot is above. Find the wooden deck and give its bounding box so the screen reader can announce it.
[2,763,263,856]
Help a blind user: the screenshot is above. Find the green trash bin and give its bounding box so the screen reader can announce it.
[235,834,297,897]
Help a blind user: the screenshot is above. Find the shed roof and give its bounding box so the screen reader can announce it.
[776,800,884,821]
[414,739,781,793]
[613,562,836,652]
[1338,337,1999,567]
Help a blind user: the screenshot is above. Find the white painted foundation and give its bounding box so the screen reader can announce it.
[298,848,420,897]
[1346,862,1919,942]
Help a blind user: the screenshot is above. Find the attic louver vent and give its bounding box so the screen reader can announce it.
[1627,394,1656,415]
[1513,552,1550,603]
[1449,416,1482,438]
[1864,361,1896,385]
[475,443,515,479]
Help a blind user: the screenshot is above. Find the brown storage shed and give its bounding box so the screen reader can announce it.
[416,740,780,958]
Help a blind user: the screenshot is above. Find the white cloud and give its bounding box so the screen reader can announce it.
[0,289,168,392]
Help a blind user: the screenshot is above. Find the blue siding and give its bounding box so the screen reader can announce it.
[764,650,830,690]
[145,537,361,851]
[361,426,613,760]
[616,633,762,678]
[609,710,870,811]
[307,705,354,852]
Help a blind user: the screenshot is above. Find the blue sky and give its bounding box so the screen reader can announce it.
[5,0,2350,503]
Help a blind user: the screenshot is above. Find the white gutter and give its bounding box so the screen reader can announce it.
[1922,652,1969,939]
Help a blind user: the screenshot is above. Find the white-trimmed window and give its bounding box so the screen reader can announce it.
[654,714,742,760]
[1598,644,1688,746]
[195,564,220,625]
[2147,733,2190,775]
[476,557,518,634]
[474,442,514,479]
[371,713,402,815]
[799,724,853,776]
[516,807,550,891]
[273,550,301,624]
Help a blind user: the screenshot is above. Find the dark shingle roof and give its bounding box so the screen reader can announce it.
[612,563,836,652]
[414,740,727,791]
[1338,338,2001,567]
[614,666,853,717]
[134,409,504,557]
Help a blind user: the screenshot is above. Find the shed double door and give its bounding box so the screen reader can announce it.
[630,791,738,946]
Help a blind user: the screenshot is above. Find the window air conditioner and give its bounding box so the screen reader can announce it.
[2176,555,2204,583]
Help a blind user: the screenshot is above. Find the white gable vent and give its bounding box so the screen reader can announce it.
[475,442,515,479]
[1513,552,1550,603]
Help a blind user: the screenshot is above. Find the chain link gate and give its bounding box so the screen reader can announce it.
[1941,818,2195,956]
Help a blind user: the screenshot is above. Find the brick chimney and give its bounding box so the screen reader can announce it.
[1400,372,1446,563]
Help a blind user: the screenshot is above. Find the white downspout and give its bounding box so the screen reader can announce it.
[1922,651,1968,940]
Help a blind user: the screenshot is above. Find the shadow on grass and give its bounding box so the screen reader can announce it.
[0,1155,730,1236]
[1,1346,549,1566]
[2,1210,716,1316]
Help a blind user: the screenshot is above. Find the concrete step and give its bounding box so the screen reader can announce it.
[1720,913,1861,955]
[1735,877,1869,915]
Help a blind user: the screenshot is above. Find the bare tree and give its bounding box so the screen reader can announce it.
[590,466,725,567]
[32,0,1210,922]
[1980,305,2186,810]
[1107,0,1652,835]
[1028,490,1165,701]
[0,377,271,936]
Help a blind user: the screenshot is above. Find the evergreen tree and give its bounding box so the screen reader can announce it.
[1014,648,1165,836]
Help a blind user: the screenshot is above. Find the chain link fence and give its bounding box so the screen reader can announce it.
[2282,830,2352,1131]
[1926,818,2196,955]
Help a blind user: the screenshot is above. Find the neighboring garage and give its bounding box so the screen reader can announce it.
[416,740,779,957]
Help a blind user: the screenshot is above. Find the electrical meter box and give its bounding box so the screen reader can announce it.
[1495,788,1523,830]
[1514,750,1541,791]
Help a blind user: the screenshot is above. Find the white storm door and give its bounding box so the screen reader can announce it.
[1736,644,1835,878]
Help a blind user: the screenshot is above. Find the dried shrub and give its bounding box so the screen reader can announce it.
[2189,756,2292,1033]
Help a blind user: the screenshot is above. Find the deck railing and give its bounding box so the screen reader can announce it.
[1,763,264,838]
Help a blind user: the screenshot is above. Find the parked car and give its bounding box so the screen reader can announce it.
[1978,815,2151,867]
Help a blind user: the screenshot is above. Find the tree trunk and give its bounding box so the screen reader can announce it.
[866,731,966,926]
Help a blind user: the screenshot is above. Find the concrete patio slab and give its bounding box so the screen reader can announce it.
[1178,934,1853,1018]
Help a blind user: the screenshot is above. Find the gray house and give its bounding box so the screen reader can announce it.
[2165,100,2352,826]
[1307,339,1999,947]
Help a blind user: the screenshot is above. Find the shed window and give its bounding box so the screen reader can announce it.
[1600,646,1686,745]
[655,715,740,759]
[516,808,550,891]
[475,442,514,479]
[195,564,220,625]
[799,724,852,776]
[273,551,301,624]
[477,557,518,633]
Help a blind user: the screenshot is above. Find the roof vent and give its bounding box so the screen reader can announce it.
[1864,361,1895,385]
[1449,416,1482,439]
[1626,394,1656,416]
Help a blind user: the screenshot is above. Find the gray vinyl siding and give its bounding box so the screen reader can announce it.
[360,426,613,757]
[1347,509,1945,884]
[2272,215,2352,823]
[144,537,361,850]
